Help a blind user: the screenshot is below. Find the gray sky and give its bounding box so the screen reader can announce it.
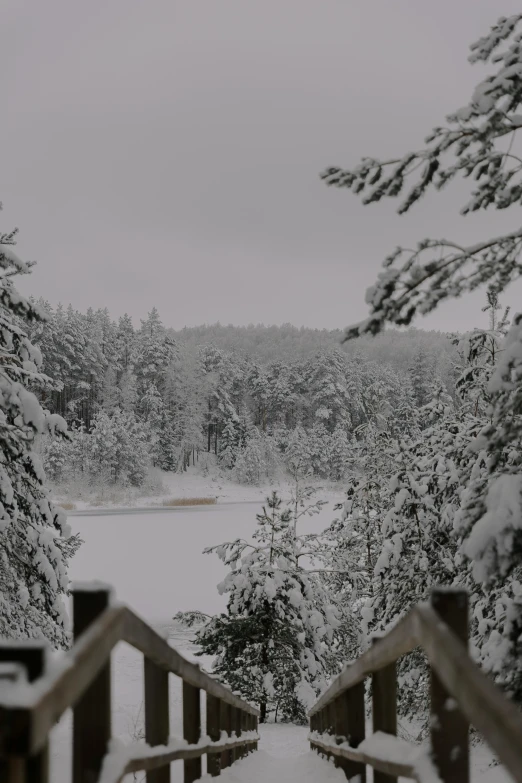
[3,0,521,333]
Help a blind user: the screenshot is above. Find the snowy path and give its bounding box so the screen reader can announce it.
[221,725,345,783]
[221,724,513,783]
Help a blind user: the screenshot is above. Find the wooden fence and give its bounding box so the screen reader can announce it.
[0,585,259,783]
[308,588,522,782]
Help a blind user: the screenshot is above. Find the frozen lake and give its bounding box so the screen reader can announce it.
[67,499,339,620]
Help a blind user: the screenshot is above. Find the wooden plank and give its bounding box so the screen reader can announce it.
[309,735,417,780]
[183,681,201,783]
[73,586,112,783]
[335,683,366,781]
[309,612,417,715]
[0,644,48,783]
[123,609,258,715]
[372,639,396,783]
[206,695,221,776]
[415,604,522,783]
[145,657,170,783]
[429,590,469,783]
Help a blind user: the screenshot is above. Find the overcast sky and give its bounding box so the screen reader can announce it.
[2,0,522,333]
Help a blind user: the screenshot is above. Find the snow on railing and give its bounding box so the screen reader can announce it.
[0,584,259,783]
[308,588,522,783]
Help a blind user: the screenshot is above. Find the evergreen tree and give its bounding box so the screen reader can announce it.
[134,308,175,398]
[0,221,80,645]
[88,409,148,486]
[219,417,241,469]
[321,12,522,704]
[196,492,339,722]
[328,425,351,481]
[408,348,435,409]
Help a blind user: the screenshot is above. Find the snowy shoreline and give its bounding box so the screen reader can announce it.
[52,463,347,513]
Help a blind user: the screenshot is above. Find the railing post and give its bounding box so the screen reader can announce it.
[319,708,327,758]
[233,707,242,762]
[0,644,49,783]
[372,637,397,783]
[254,713,259,751]
[219,701,231,769]
[312,711,319,751]
[328,700,336,764]
[229,707,236,764]
[73,585,111,783]
[430,589,469,783]
[183,681,201,783]
[144,657,170,783]
[336,683,366,782]
[206,695,221,776]
[240,709,247,758]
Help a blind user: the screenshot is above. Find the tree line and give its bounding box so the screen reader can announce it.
[28,301,458,488]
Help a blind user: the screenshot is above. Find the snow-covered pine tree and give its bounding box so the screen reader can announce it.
[321,12,522,701]
[42,435,70,483]
[306,350,351,432]
[0,222,80,645]
[134,308,175,399]
[196,492,339,723]
[284,424,313,478]
[235,428,266,485]
[308,422,331,479]
[408,348,435,409]
[88,409,149,486]
[218,416,241,470]
[324,423,398,640]
[141,383,176,470]
[328,424,352,481]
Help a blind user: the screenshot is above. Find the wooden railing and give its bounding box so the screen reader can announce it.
[308,588,522,783]
[0,584,259,783]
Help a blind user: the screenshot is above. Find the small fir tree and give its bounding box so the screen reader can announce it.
[196,492,339,723]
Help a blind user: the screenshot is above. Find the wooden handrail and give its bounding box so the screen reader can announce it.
[122,608,259,715]
[415,604,522,781]
[308,610,418,716]
[0,605,257,758]
[0,585,259,782]
[308,589,522,783]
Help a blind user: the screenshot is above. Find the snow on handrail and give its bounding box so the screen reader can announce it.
[309,731,442,782]
[98,731,260,783]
